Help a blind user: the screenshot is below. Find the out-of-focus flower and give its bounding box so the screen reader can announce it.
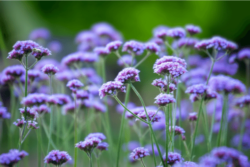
[145,42,160,54]
[122,40,145,56]
[169,126,185,136]
[3,65,25,78]
[75,137,101,154]
[41,64,59,75]
[0,149,28,167]
[185,25,201,35]
[0,107,11,119]
[48,41,62,53]
[173,161,199,167]
[235,95,250,108]
[93,101,106,113]
[66,79,84,93]
[238,48,250,60]
[152,78,176,92]
[106,41,122,52]
[22,93,48,106]
[13,118,26,128]
[166,27,186,39]
[154,93,176,106]
[97,142,109,151]
[33,104,50,114]
[19,107,37,119]
[27,120,39,129]
[130,147,150,160]
[115,67,140,83]
[163,152,184,165]
[44,150,72,166]
[94,47,110,57]
[117,55,136,67]
[29,28,50,40]
[189,112,197,121]
[145,144,164,157]
[116,102,136,114]
[136,110,162,123]
[231,134,250,150]
[76,90,89,100]
[175,38,199,48]
[99,81,126,98]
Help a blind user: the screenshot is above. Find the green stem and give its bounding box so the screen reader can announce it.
[115,51,129,67]
[134,52,151,68]
[89,154,92,167]
[74,96,78,167]
[140,159,146,167]
[165,41,178,56]
[238,106,248,151]
[201,102,210,151]
[183,140,190,158]
[116,84,131,167]
[165,106,169,161]
[151,132,157,167]
[208,99,217,148]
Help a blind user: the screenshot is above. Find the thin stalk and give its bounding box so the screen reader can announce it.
[115,51,129,67]
[165,41,178,56]
[74,96,78,167]
[116,84,131,167]
[177,84,182,153]
[190,98,204,160]
[88,154,93,167]
[151,132,157,167]
[208,99,217,148]
[201,102,210,151]
[140,159,146,167]
[18,123,27,150]
[134,52,151,68]
[238,106,248,151]
[42,122,57,149]
[165,106,169,160]
[21,129,32,143]
[183,140,190,158]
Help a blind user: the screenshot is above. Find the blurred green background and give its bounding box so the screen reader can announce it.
[0,1,250,166]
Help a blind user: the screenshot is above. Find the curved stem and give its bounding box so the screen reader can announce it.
[115,51,129,67]
[165,41,178,56]
[134,52,151,68]
[116,84,131,167]
[238,106,248,151]
[74,96,78,167]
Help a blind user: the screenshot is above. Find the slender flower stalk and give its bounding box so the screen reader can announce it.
[208,99,217,149]
[116,84,131,167]
[134,52,151,68]
[74,95,78,167]
[140,159,146,167]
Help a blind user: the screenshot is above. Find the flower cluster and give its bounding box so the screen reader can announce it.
[44,150,72,166]
[0,149,28,167]
[154,93,176,106]
[130,147,150,160]
[164,152,184,165]
[115,67,140,83]
[99,81,126,98]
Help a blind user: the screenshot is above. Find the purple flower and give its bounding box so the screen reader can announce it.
[19,107,37,119]
[22,93,48,106]
[34,59,61,70]
[31,46,51,60]
[47,41,62,53]
[123,141,141,152]
[62,52,98,67]
[27,120,39,129]
[29,28,50,40]
[3,65,25,78]
[125,107,145,119]
[154,93,176,106]
[44,150,72,166]
[163,152,184,165]
[122,40,145,55]
[116,103,135,115]
[117,55,136,67]
[97,142,109,151]
[154,61,187,77]
[130,147,150,160]
[85,132,106,141]
[145,42,161,54]
[41,64,59,75]
[185,25,201,35]
[176,38,199,48]
[166,27,186,39]
[136,110,162,123]
[28,70,48,81]
[13,118,26,128]
[154,56,187,68]
[209,75,246,94]
[75,137,101,153]
[62,102,77,115]
[213,56,238,75]
[99,81,126,99]
[199,156,221,167]
[0,74,15,85]
[94,47,110,57]
[33,104,50,114]
[189,112,197,121]
[173,161,198,167]
[106,41,122,52]
[238,48,250,60]
[145,144,164,157]
[66,79,84,93]
[154,25,169,40]
[55,70,76,82]
[0,107,11,119]
[235,95,250,108]
[169,126,185,136]
[115,67,140,83]
[152,78,176,92]
[93,101,106,113]
[75,30,98,45]
[76,90,89,100]
[185,84,207,94]
[231,134,250,150]
[0,149,28,167]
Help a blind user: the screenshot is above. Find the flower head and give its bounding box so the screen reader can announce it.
[44,150,72,166]
[97,142,109,151]
[99,81,126,99]
[235,95,250,108]
[115,68,140,83]
[117,55,136,67]
[173,161,198,167]
[136,110,162,123]
[3,65,25,78]
[154,56,187,68]
[238,48,250,60]
[19,107,37,119]
[185,25,201,35]
[0,149,28,167]
[41,64,59,75]
[31,46,51,60]
[166,27,186,39]
[0,107,11,119]
[152,78,176,92]
[33,104,50,114]
[29,28,50,40]
[122,40,145,55]
[145,42,161,54]
[75,30,98,45]
[27,120,39,129]
[93,101,106,113]
[106,41,122,52]
[169,126,185,136]
[94,47,110,57]
[75,137,101,153]
[189,112,197,121]
[67,79,84,93]
[13,118,26,128]
[28,70,48,82]
[164,152,184,165]
[22,93,48,106]
[176,38,199,48]
[76,90,89,100]
[154,93,176,106]
[154,61,187,77]
[185,84,207,94]
[85,132,106,141]
[130,147,150,160]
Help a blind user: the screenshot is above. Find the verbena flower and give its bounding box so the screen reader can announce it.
[106,40,122,52]
[163,152,184,165]
[0,74,15,85]
[0,107,11,119]
[185,84,207,94]
[55,70,76,82]
[0,149,28,167]
[93,101,106,113]
[97,142,109,151]
[231,134,250,150]
[123,141,141,152]
[115,67,140,83]
[125,107,145,119]
[116,102,136,114]
[173,161,199,167]
[154,61,187,77]
[27,120,39,129]
[22,93,48,106]
[238,48,250,60]
[130,147,150,160]
[92,22,121,40]
[19,107,37,119]
[189,112,197,121]
[41,64,59,75]
[3,65,25,78]
[94,47,110,57]
[117,55,136,67]
[181,68,207,86]
[76,90,89,100]
[154,93,176,106]
[169,126,185,136]
[145,42,160,54]
[166,27,186,39]
[235,95,250,108]
[44,150,72,166]
[28,69,48,82]
[145,144,164,156]
[176,38,199,48]
[48,41,62,53]
[75,137,101,154]
[99,81,126,98]
[29,28,50,40]
[185,25,201,35]
[213,56,238,75]
[13,118,26,128]
[199,156,221,167]
[209,75,246,94]
[62,102,77,115]
[62,52,98,67]
[34,59,60,70]
[85,132,106,141]
[122,40,145,55]
[31,47,51,60]
[152,78,176,92]
[33,104,50,114]
[154,56,187,68]
[47,94,71,106]
[136,110,162,122]
[154,25,169,40]
[75,30,98,45]
[67,79,84,93]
